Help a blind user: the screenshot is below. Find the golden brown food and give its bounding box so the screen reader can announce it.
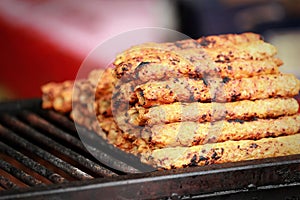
[90,68,116,97]
[135,74,300,107]
[130,98,299,126]
[114,33,279,80]
[143,133,300,169]
[65,69,147,154]
[203,40,277,62]
[141,114,300,147]
[196,32,263,47]
[41,68,115,114]
[133,58,281,83]
[112,80,137,106]
[41,32,300,170]
[41,80,74,113]
[40,68,134,150]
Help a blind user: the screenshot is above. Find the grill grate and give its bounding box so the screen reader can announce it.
[1,113,116,177]
[0,99,148,190]
[0,159,44,187]
[0,120,94,181]
[0,140,66,184]
[0,99,300,199]
[0,175,19,190]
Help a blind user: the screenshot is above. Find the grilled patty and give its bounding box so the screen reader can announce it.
[114,33,278,80]
[141,114,300,147]
[143,133,300,169]
[124,57,281,84]
[130,98,299,126]
[42,80,74,113]
[135,74,300,107]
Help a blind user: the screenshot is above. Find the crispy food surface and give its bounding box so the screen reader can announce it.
[41,80,74,113]
[113,32,280,81]
[144,133,300,169]
[41,32,300,170]
[135,74,300,107]
[130,98,299,126]
[142,114,300,147]
[132,58,281,83]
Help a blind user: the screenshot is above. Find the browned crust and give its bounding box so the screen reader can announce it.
[135,74,300,107]
[143,133,300,169]
[196,32,263,47]
[130,98,299,126]
[120,57,281,84]
[113,33,279,80]
[41,80,74,113]
[142,114,300,148]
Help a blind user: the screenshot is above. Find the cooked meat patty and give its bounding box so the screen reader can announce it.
[42,80,74,113]
[126,58,281,84]
[42,68,115,114]
[141,114,300,147]
[143,133,300,169]
[114,33,278,80]
[130,98,299,126]
[135,74,300,107]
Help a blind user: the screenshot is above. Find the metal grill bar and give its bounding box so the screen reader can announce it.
[0,160,44,187]
[22,110,86,152]
[0,175,19,190]
[0,141,67,184]
[23,110,144,174]
[1,114,116,177]
[0,124,93,180]
[39,110,77,133]
[76,125,150,173]
[85,145,142,174]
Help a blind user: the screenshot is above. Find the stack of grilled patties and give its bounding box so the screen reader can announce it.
[42,32,300,169]
[42,68,149,153]
[111,32,300,169]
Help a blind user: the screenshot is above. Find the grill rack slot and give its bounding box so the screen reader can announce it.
[37,109,78,135]
[0,114,117,177]
[0,159,44,187]
[0,103,144,191]
[0,141,67,184]
[0,175,19,190]
[20,110,87,154]
[0,123,93,182]
[19,110,141,174]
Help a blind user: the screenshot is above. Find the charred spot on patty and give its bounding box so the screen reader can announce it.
[222,77,231,83]
[136,61,151,70]
[199,156,208,161]
[202,78,209,86]
[188,154,199,167]
[250,143,258,148]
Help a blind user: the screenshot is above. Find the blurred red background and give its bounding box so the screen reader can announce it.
[0,0,299,100]
[0,17,82,99]
[0,0,176,99]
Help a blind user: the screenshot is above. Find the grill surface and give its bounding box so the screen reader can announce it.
[0,99,299,199]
